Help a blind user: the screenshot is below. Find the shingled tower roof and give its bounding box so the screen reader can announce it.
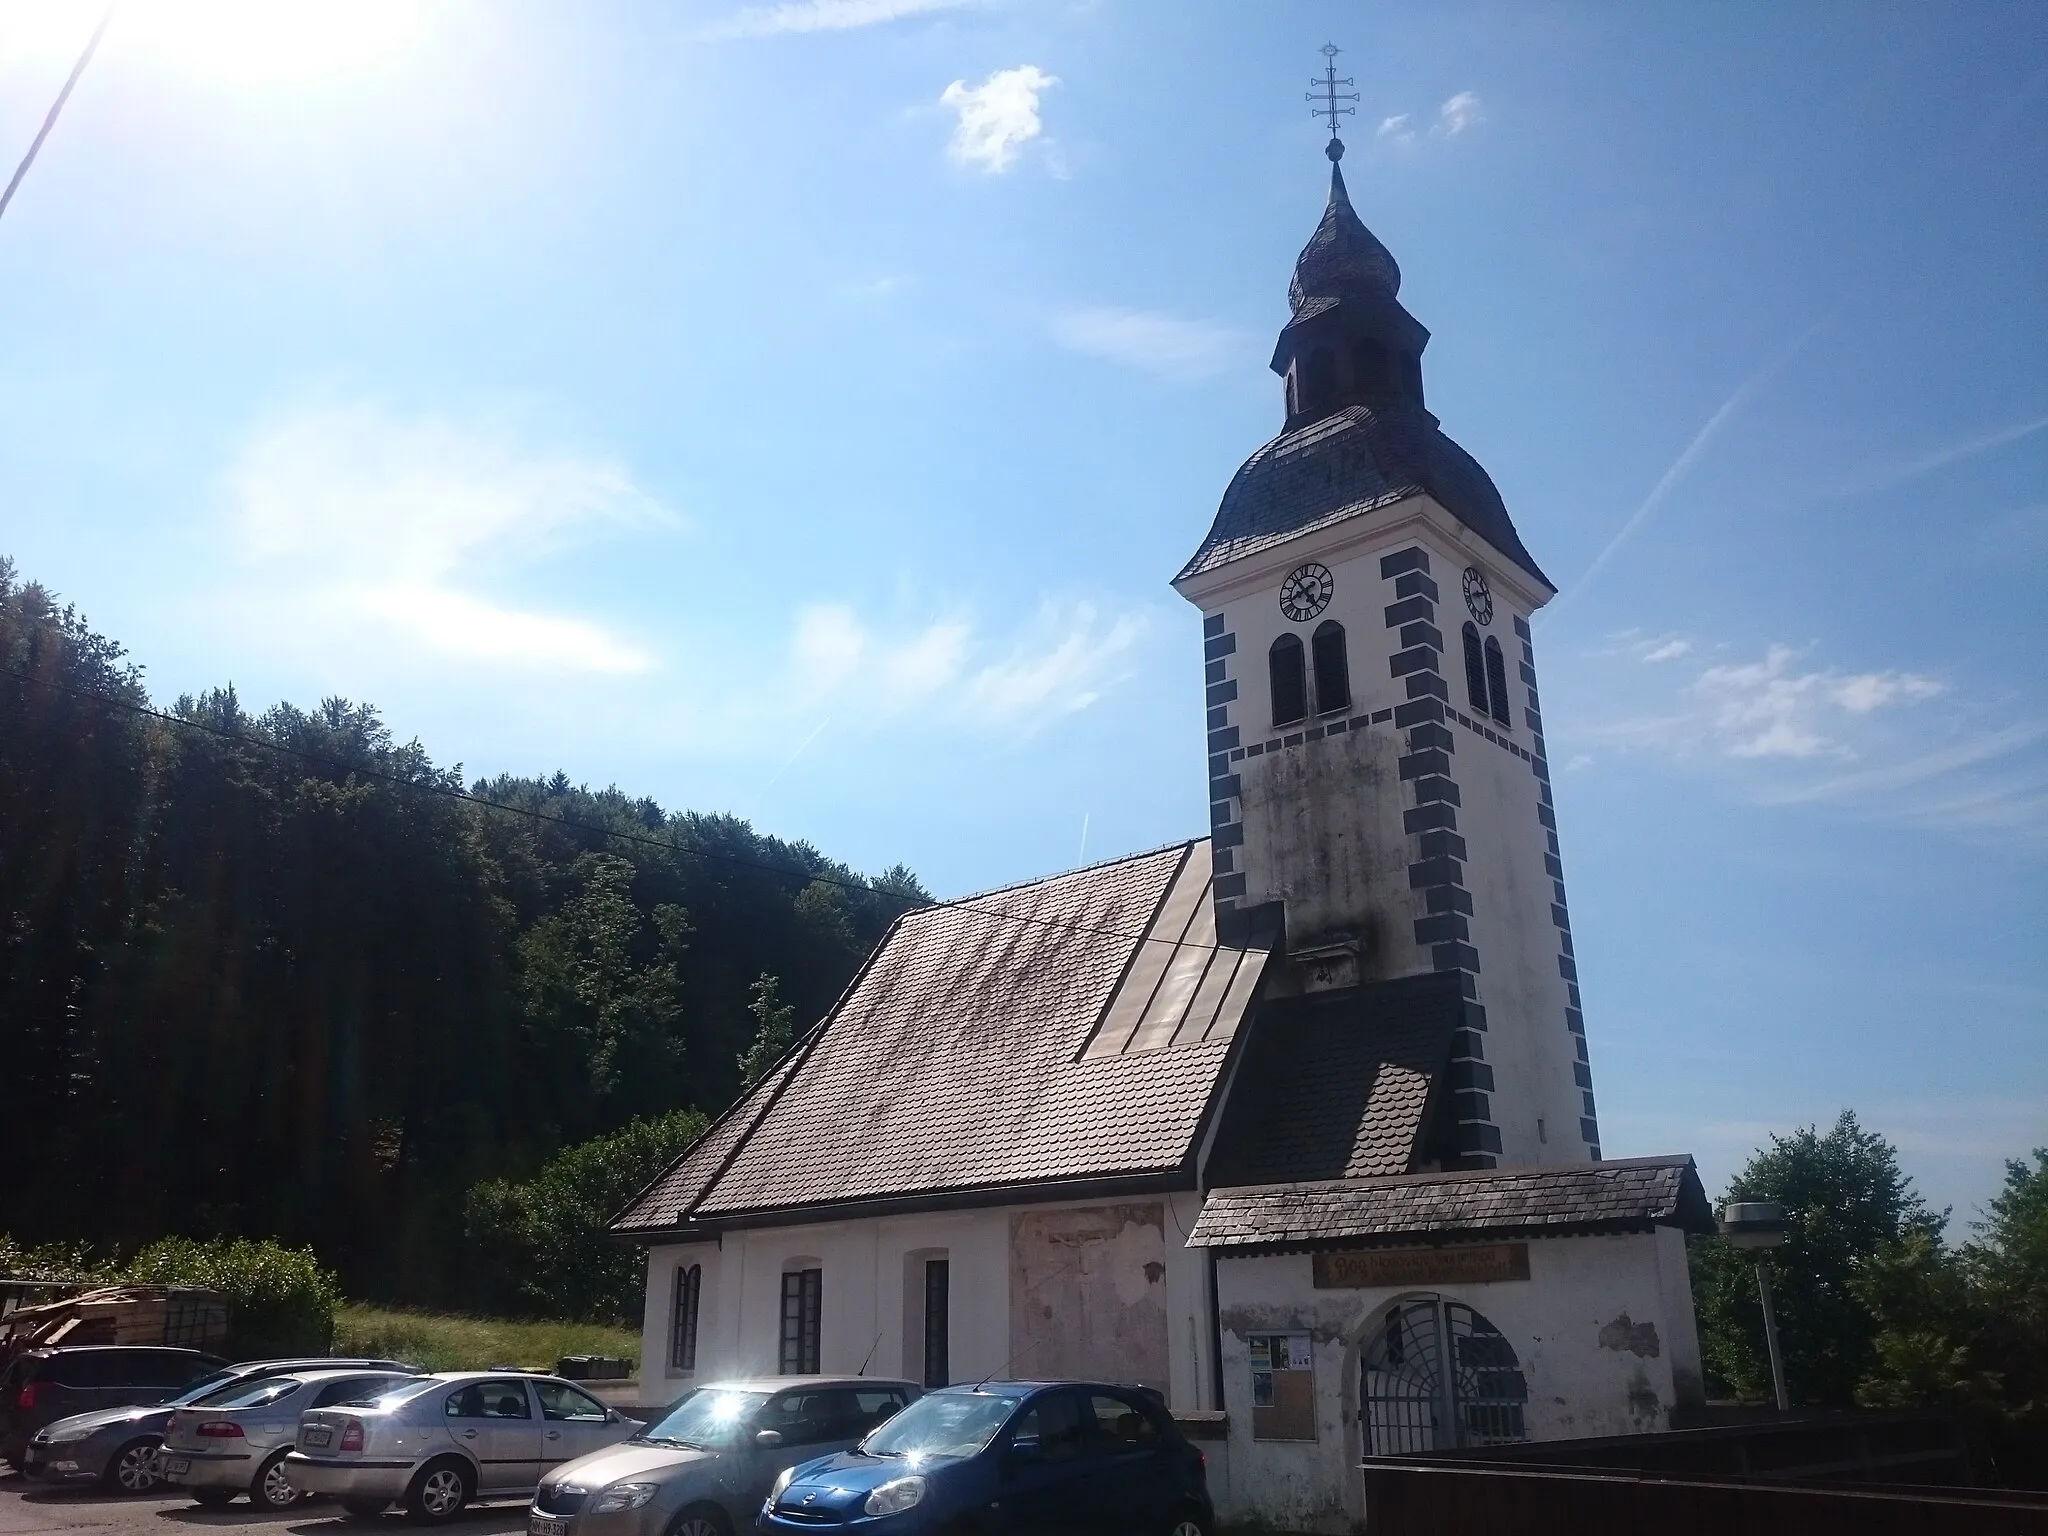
[1289,142,1402,310]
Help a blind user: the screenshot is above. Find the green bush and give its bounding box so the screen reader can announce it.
[125,1237,339,1359]
[464,1108,708,1323]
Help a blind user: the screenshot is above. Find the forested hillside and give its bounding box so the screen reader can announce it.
[0,558,925,1304]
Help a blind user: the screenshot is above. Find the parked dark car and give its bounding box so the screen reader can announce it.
[756,1381,1213,1535]
[20,1357,415,1493]
[0,1346,227,1471]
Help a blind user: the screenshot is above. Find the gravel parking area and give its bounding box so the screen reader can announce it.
[0,1472,529,1536]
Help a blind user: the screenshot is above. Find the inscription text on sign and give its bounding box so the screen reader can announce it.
[1311,1243,1531,1289]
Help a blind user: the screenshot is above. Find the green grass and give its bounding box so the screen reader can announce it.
[333,1303,641,1374]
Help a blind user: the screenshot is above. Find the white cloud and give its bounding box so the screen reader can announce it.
[1376,113,1414,146]
[783,599,1141,733]
[1689,645,1944,759]
[224,404,667,674]
[1051,307,1243,382]
[940,64,1058,173]
[1557,635,2048,849]
[1434,90,1485,136]
[706,0,968,39]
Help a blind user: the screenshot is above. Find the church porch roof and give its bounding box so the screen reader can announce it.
[1186,1155,1715,1252]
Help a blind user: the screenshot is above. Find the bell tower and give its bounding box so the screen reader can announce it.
[1173,69,1597,1171]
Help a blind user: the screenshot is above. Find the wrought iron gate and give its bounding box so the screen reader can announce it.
[1361,1297,1529,1455]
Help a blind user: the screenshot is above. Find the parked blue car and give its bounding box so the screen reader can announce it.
[756,1381,1213,1535]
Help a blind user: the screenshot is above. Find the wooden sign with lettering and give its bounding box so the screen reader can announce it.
[1311,1243,1530,1289]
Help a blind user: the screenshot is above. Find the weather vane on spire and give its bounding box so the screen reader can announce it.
[1306,42,1358,160]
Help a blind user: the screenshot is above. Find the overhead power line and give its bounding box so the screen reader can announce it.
[0,661,1239,957]
[0,6,117,229]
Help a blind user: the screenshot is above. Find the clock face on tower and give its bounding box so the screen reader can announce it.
[1462,566,1494,626]
[1278,563,1334,622]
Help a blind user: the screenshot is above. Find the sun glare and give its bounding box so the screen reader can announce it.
[2,0,427,88]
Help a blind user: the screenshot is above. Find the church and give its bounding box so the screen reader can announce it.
[613,110,1712,1533]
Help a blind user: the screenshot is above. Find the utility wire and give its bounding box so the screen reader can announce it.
[0,661,1240,957]
[0,6,116,229]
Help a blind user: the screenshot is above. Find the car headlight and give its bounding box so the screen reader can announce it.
[43,1425,97,1445]
[590,1482,659,1513]
[769,1466,796,1500]
[863,1476,926,1516]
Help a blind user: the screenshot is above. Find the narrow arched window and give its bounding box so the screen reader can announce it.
[1304,347,1337,414]
[1462,623,1488,713]
[1352,338,1387,395]
[1484,636,1512,725]
[670,1264,701,1372]
[1269,634,1307,727]
[1312,620,1350,714]
[1285,367,1300,418]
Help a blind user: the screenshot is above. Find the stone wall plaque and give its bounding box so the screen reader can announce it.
[1311,1243,1530,1289]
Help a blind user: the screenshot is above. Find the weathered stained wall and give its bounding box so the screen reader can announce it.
[1204,1230,1701,1533]
[1008,1202,1170,1391]
[637,1192,1211,1407]
[1188,503,1589,1169]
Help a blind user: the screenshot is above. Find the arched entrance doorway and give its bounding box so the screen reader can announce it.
[1360,1296,1529,1454]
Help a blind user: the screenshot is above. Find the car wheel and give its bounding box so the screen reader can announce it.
[404,1460,472,1524]
[668,1507,731,1536]
[254,1451,304,1510]
[193,1488,238,1509]
[1163,1513,1212,1536]
[342,1498,390,1521]
[105,1438,165,1495]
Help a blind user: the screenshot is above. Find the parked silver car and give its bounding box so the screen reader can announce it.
[531,1378,918,1536]
[287,1372,643,1523]
[161,1368,420,1509]
[20,1357,413,1493]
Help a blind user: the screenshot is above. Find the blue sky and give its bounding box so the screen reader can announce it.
[3,0,2043,1222]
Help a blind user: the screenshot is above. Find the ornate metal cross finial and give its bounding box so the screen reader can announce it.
[1306,42,1358,147]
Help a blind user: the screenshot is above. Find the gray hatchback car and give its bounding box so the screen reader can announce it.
[531,1378,918,1536]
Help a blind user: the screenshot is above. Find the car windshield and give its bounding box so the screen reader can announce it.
[859,1392,1021,1462]
[636,1389,770,1450]
[356,1378,443,1409]
[169,1369,242,1406]
[190,1376,299,1410]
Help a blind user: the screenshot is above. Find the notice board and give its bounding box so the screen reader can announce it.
[1247,1331,1316,1441]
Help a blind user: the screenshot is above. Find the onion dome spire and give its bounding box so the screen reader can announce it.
[1289,138,1402,311]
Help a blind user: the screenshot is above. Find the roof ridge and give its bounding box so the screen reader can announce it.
[927,835,1204,909]
[1210,1154,1696,1198]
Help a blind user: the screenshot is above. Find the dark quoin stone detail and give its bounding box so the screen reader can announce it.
[1395,571,1439,602]
[1380,547,1431,580]
[1382,544,1496,1168]
[1203,610,1246,916]
[1519,625,1598,1156]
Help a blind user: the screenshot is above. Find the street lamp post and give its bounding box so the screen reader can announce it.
[1720,1201,1790,1413]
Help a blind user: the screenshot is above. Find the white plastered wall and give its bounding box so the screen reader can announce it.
[1206,1229,1698,1534]
[637,1190,1216,1409]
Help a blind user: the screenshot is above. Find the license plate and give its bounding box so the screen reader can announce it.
[531,1517,569,1536]
[165,1459,191,1476]
[302,1428,332,1448]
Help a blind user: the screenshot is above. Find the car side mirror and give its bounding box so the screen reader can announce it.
[1003,1437,1041,1474]
[754,1429,784,1449]
[606,1409,621,1423]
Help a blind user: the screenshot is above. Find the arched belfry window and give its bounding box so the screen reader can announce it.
[1269,634,1307,728]
[1483,636,1512,726]
[1352,338,1387,395]
[1312,620,1350,714]
[1462,624,1488,714]
[1303,347,1337,414]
